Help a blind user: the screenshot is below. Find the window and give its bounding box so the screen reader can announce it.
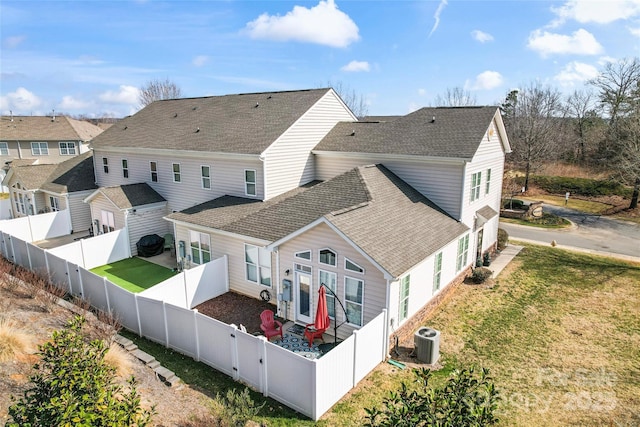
[399,275,410,321]
[294,263,312,274]
[189,231,211,265]
[122,159,129,178]
[172,163,181,182]
[102,157,109,174]
[433,252,443,292]
[245,169,256,196]
[456,235,470,272]
[245,244,271,286]
[49,196,60,212]
[0,142,8,156]
[485,168,492,195]
[470,172,481,202]
[295,250,311,261]
[345,277,364,326]
[101,210,115,233]
[59,142,76,155]
[319,270,337,319]
[150,161,158,182]
[319,248,337,267]
[31,142,49,155]
[345,258,364,273]
[201,165,211,189]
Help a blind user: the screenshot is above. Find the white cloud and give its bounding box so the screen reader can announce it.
[551,0,640,26]
[98,85,139,105]
[0,87,42,113]
[192,55,209,67]
[469,71,504,90]
[630,27,640,37]
[418,88,427,96]
[554,61,599,86]
[527,28,603,57]
[471,30,494,43]
[598,56,617,65]
[58,95,92,111]
[429,0,448,37]
[341,60,370,72]
[2,35,25,49]
[245,0,359,48]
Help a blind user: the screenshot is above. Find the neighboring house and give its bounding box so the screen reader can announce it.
[87,88,510,341]
[2,152,97,233]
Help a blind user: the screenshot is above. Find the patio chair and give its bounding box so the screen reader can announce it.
[304,315,329,347]
[163,233,175,255]
[260,310,283,341]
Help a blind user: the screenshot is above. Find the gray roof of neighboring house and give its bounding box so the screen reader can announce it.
[96,183,166,209]
[315,106,499,159]
[9,152,97,194]
[90,89,333,155]
[0,116,104,141]
[168,165,468,277]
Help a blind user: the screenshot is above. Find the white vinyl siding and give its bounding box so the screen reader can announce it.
[262,90,356,200]
[93,150,264,211]
[59,142,76,155]
[31,142,49,155]
[67,191,94,233]
[127,204,170,256]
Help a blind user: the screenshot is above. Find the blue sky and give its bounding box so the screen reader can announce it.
[1,0,638,118]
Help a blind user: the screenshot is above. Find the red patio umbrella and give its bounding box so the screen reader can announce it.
[315,285,330,330]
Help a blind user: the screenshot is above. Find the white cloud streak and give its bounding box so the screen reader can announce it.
[469,71,504,90]
[554,61,599,86]
[192,55,209,67]
[98,85,139,105]
[527,28,603,57]
[2,35,26,49]
[471,30,494,43]
[0,87,42,113]
[245,0,359,48]
[429,0,448,37]
[341,60,370,72]
[550,0,640,26]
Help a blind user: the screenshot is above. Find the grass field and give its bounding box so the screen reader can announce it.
[90,257,177,293]
[120,246,640,426]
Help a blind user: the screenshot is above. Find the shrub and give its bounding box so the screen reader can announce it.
[365,367,499,426]
[503,198,525,210]
[497,228,509,251]
[472,267,493,284]
[0,318,30,362]
[214,387,265,427]
[530,175,633,198]
[7,315,154,427]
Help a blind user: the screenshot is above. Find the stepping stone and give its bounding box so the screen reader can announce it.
[132,349,156,366]
[114,335,133,347]
[154,366,176,386]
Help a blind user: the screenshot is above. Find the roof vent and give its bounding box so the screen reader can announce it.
[174,113,178,118]
[431,116,436,123]
[51,109,56,122]
[267,95,272,99]
[350,130,356,136]
[9,110,13,122]
[192,106,197,110]
[196,127,200,133]
[124,126,128,130]
[255,102,259,108]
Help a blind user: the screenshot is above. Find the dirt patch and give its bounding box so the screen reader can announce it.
[194,291,279,335]
[0,271,214,426]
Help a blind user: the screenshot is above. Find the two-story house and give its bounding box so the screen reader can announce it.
[86,88,510,341]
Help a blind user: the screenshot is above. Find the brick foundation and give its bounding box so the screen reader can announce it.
[390,266,471,349]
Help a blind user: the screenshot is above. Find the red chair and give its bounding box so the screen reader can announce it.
[260,310,283,341]
[304,314,329,347]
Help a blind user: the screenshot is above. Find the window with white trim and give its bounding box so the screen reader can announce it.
[102,157,109,174]
[201,165,211,189]
[345,276,363,326]
[150,161,158,182]
[172,163,181,182]
[433,252,443,292]
[399,275,410,321]
[59,142,76,155]
[456,235,470,272]
[189,230,211,265]
[319,270,337,319]
[49,196,60,212]
[294,263,312,274]
[319,248,337,267]
[101,210,115,233]
[245,244,271,286]
[0,142,8,156]
[295,250,311,261]
[345,258,364,273]
[245,169,256,196]
[485,168,492,195]
[31,142,49,155]
[122,159,129,178]
[470,172,481,202]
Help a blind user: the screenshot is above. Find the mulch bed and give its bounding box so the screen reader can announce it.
[194,291,278,335]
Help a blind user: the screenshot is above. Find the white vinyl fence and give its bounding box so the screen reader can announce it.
[0,225,388,421]
[0,210,71,242]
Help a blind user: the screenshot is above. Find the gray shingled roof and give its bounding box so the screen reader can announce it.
[90,89,332,155]
[0,116,104,141]
[9,152,97,194]
[96,183,166,210]
[168,165,468,277]
[315,106,499,159]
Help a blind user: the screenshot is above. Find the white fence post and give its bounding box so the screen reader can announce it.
[26,242,33,270]
[27,215,34,242]
[230,324,240,381]
[103,278,111,313]
[162,302,169,342]
[9,236,15,263]
[259,336,268,396]
[352,329,359,387]
[64,261,72,294]
[135,294,142,337]
[193,309,201,362]
[382,308,389,359]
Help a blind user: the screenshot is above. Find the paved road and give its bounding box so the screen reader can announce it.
[500,204,640,261]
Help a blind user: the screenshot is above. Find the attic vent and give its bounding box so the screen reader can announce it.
[255,102,259,108]
[431,116,436,123]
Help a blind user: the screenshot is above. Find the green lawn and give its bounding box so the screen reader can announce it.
[90,257,177,293]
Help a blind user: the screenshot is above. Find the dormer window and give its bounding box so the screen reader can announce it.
[319,248,337,267]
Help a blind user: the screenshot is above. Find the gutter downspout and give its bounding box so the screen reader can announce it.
[384,278,391,358]
[274,247,281,318]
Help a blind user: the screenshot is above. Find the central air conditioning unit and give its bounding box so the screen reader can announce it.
[414,327,440,364]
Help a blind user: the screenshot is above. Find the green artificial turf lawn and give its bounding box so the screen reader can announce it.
[90,257,177,293]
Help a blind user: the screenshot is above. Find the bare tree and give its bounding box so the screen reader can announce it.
[138,78,183,108]
[434,87,477,107]
[326,81,369,119]
[563,89,602,162]
[616,109,640,208]
[590,57,640,126]
[502,82,564,191]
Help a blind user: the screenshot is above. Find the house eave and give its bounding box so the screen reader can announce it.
[164,217,271,246]
[312,150,470,164]
[89,146,261,161]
